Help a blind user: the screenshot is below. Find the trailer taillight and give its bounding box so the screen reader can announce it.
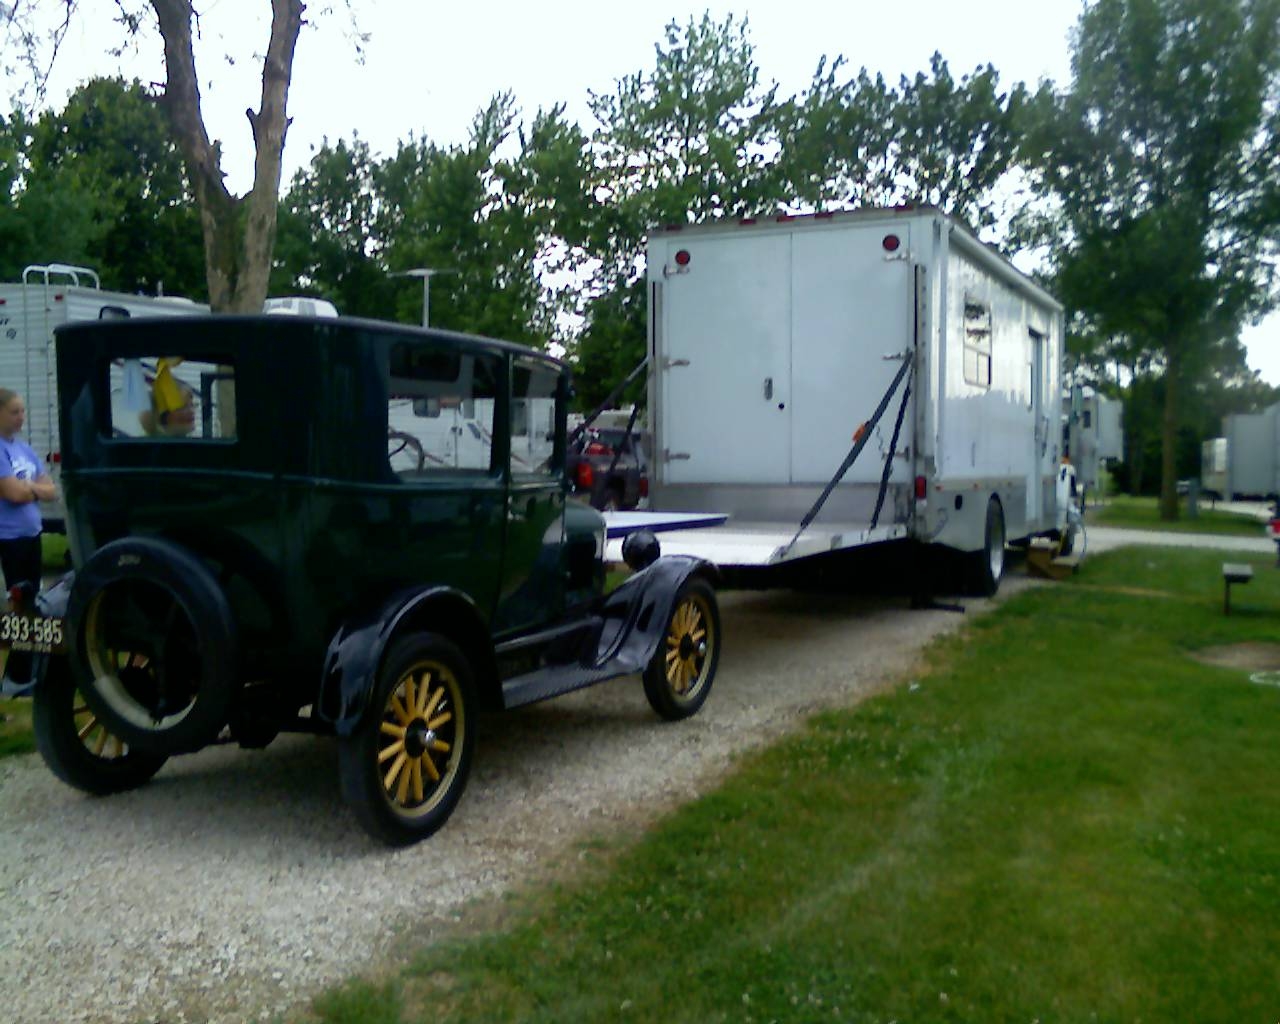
[915,475,927,500]
[49,451,61,464]
[882,234,901,253]
[674,249,691,267]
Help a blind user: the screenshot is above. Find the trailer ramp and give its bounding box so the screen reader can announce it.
[603,515,908,568]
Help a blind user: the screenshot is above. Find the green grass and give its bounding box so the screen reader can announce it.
[300,547,1280,1023]
[1092,494,1270,536]
[42,531,69,572]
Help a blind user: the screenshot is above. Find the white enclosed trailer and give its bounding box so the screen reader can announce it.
[1210,405,1280,499]
[0,264,209,529]
[628,207,1065,593]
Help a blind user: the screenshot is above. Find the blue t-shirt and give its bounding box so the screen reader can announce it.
[0,436,43,539]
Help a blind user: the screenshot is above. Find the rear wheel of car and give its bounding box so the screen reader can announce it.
[643,577,721,720]
[339,633,476,845]
[967,497,1006,597]
[33,656,168,795]
[67,537,239,756]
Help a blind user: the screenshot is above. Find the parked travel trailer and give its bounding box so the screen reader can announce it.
[0,265,210,530]
[1064,388,1124,496]
[1201,405,1280,499]
[626,207,1065,595]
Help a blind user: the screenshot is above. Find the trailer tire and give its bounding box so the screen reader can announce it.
[968,497,1005,597]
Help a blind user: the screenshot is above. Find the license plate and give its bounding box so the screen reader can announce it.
[0,611,66,653]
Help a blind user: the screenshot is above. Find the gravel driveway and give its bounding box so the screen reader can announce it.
[1,583,1019,1024]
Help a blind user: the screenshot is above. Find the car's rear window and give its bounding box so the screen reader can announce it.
[108,356,237,441]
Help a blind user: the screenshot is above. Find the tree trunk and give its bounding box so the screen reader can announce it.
[1159,347,1180,521]
[152,0,304,313]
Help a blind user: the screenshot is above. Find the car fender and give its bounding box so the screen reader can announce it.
[590,554,718,676]
[316,585,493,736]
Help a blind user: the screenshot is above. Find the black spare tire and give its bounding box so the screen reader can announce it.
[67,537,239,755]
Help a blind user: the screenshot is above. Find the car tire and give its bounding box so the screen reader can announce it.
[33,655,168,795]
[339,633,476,845]
[67,537,239,756]
[967,497,1005,597]
[643,577,721,721]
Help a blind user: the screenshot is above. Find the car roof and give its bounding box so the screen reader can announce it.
[56,313,568,373]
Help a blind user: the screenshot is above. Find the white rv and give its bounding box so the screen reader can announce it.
[0,264,210,529]
[631,207,1065,594]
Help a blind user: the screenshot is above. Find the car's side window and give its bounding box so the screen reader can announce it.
[387,342,499,478]
[511,360,561,479]
[108,357,236,440]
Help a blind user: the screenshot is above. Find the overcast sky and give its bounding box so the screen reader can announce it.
[13,0,1279,384]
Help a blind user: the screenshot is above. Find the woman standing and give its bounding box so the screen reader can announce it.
[0,389,57,697]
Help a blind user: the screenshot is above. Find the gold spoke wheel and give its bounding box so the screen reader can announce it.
[375,662,462,819]
[644,578,720,721]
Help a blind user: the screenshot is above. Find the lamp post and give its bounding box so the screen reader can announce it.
[391,267,454,327]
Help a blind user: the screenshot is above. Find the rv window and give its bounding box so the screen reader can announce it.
[963,299,992,389]
[109,357,236,441]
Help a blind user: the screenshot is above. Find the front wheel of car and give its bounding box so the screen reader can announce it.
[643,577,721,721]
[339,633,476,845]
[33,656,168,795]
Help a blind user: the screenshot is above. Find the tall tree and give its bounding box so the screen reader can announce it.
[782,53,1024,233]
[385,95,549,346]
[272,135,394,317]
[5,1,312,312]
[1020,0,1280,517]
[22,77,203,296]
[578,13,786,401]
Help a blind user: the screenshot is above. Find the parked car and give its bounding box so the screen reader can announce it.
[9,315,721,845]
[567,426,650,510]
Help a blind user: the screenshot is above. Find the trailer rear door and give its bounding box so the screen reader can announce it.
[656,232,792,484]
[788,224,915,484]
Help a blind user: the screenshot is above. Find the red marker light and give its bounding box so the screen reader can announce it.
[674,249,691,267]
[915,475,927,500]
[882,234,901,253]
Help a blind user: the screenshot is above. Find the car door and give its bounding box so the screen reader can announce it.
[493,356,568,637]
[374,339,507,617]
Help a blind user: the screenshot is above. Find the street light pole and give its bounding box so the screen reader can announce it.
[391,267,454,327]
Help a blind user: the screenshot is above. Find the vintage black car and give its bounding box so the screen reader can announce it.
[13,315,720,844]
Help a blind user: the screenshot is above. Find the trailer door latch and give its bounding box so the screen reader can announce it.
[663,449,691,462]
[663,358,690,369]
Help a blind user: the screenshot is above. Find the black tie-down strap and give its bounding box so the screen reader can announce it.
[568,358,649,450]
[870,369,913,530]
[782,356,914,557]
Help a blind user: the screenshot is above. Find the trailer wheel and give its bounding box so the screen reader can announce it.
[968,497,1005,597]
[33,656,168,795]
[643,577,720,720]
[339,633,475,845]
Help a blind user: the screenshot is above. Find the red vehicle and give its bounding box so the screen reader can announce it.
[567,426,650,511]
